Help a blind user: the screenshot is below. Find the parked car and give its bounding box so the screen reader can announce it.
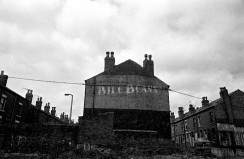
[195,138,211,147]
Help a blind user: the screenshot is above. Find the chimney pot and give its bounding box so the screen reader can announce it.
[202,96,209,107]
[36,97,43,110]
[106,51,109,57]
[44,103,50,113]
[144,54,148,60]
[189,104,196,114]
[170,112,175,122]
[26,89,33,103]
[143,54,154,76]
[0,70,8,87]
[104,51,115,71]
[51,107,56,116]
[111,52,114,57]
[149,55,152,60]
[178,107,184,119]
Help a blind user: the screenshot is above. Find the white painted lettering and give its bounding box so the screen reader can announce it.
[142,86,147,92]
[107,86,110,94]
[135,86,140,93]
[118,87,122,94]
[111,87,115,94]
[126,85,135,93]
[153,86,158,93]
[98,85,158,95]
[147,86,152,92]
[98,86,106,95]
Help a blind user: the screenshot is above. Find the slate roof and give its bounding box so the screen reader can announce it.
[101,59,146,76]
[86,59,169,87]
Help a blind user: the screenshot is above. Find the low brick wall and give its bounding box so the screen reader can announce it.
[78,112,114,145]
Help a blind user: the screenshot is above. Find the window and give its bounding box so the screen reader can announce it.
[0,94,7,111]
[209,112,214,123]
[212,128,216,139]
[181,122,184,131]
[16,102,23,117]
[204,130,207,138]
[184,120,188,131]
[197,116,201,127]
[193,118,196,128]
[200,130,203,137]
[171,125,174,134]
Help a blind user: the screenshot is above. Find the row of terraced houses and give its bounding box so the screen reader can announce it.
[170,87,244,149]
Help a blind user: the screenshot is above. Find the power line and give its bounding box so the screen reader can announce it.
[169,89,202,99]
[9,76,203,99]
[9,76,84,85]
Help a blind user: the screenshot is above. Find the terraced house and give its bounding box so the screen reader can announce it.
[171,87,244,149]
[0,71,63,124]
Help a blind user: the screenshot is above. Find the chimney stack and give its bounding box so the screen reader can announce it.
[143,54,154,77]
[60,112,65,121]
[220,87,234,123]
[44,103,50,114]
[104,51,115,71]
[36,97,43,110]
[51,107,56,117]
[201,97,209,108]
[26,90,33,103]
[0,71,8,87]
[170,112,175,123]
[64,115,69,123]
[189,104,196,114]
[178,107,184,119]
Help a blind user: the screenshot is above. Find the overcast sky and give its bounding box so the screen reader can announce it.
[1,0,244,122]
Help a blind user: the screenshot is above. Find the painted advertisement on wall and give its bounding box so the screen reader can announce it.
[84,75,170,111]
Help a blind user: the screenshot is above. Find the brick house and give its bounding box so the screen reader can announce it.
[171,87,244,148]
[83,52,170,138]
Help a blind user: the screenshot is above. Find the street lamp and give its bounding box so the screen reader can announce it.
[64,93,73,124]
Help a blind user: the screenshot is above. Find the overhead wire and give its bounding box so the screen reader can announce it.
[8,76,203,100]
[9,76,84,85]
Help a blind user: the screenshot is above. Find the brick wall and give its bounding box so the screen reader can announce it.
[85,75,169,111]
[0,123,78,153]
[78,112,114,145]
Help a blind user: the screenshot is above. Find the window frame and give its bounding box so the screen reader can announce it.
[16,102,23,117]
[184,120,188,131]
[181,122,184,132]
[197,116,201,127]
[193,118,196,128]
[209,112,214,123]
[0,94,7,112]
